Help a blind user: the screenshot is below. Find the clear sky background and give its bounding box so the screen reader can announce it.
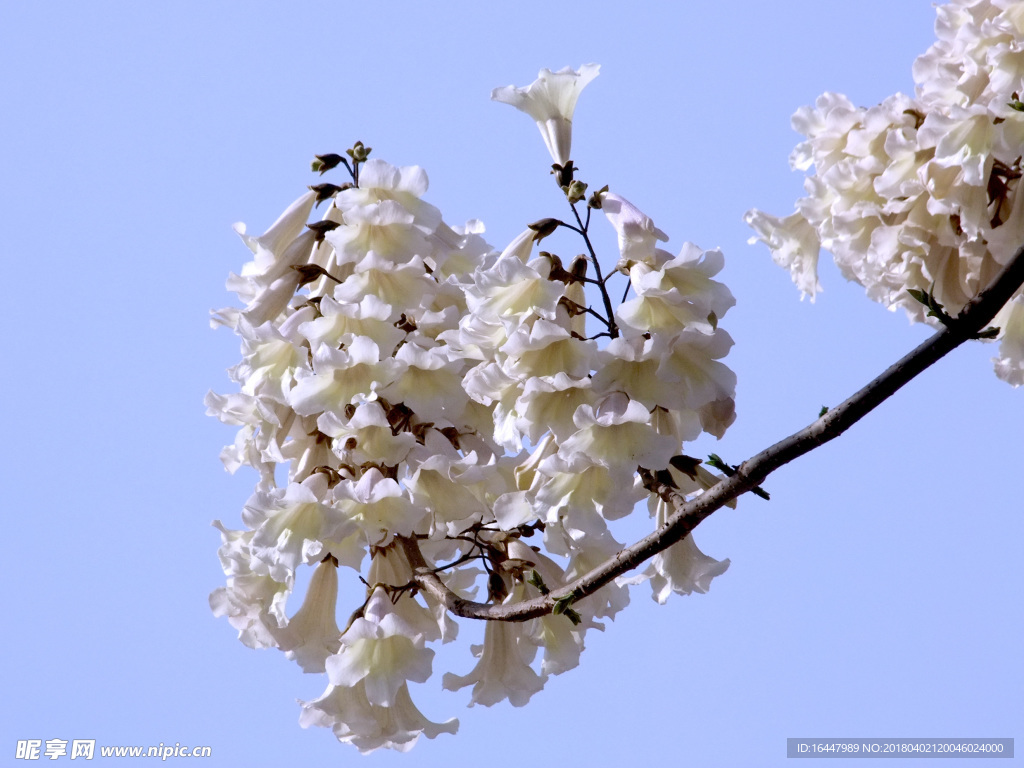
[2,1,1020,766]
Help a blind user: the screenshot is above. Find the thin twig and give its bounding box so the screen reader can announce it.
[569,201,619,338]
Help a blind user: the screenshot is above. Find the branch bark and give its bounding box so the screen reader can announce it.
[401,244,1024,622]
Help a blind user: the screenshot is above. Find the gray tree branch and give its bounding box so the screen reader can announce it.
[400,243,1024,622]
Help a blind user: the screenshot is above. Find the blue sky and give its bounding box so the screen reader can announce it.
[2,1,1020,766]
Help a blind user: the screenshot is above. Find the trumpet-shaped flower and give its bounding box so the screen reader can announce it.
[491,64,600,165]
[289,337,403,418]
[602,192,669,266]
[244,474,351,582]
[318,402,417,468]
[300,680,457,754]
[209,572,291,649]
[333,468,422,543]
[993,296,1024,385]
[272,558,342,672]
[326,588,435,707]
[556,393,679,473]
[235,190,316,259]
[406,451,497,532]
[299,294,404,353]
[210,521,291,649]
[500,318,596,380]
[631,500,731,604]
[442,589,546,707]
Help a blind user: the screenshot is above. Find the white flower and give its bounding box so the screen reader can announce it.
[244,474,344,581]
[209,522,291,649]
[465,253,562,326]
[336,158,441,233]
[497,227,537,263]
[627,499,730,604]
[515,373,594,443]
[209,572,290,649]
[654,329,737,414]
[330,252,438,310]
[212,191,318,330]
[326,588,435,707]
[234,190,316,258]
[380,342,468,424]
[602,192,669,267]
[406,451,497,531]
[442,592,546,707]
[232,319,304,403]
[650,534,730,602]
[745,209,822,299]
[299,680,457,754]
[333,468,421,542]
[993,295,1024,385]
[228,230,318,328]
[591,336,681,410]
[556,392,679,473]
[491,64,600,165]
[271,558,341,672]
[300,294,404,354]
[636,243,736,320]
[318,402,417,467]
[562,530,632,620]
[535,460,645,522]
[500,318,596,380]
[325,199,433,268]
[366,547,457,643]
[289,337,403,418]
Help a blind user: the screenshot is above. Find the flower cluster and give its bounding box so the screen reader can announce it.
[746,0,1024,385]
[208,66,736,752]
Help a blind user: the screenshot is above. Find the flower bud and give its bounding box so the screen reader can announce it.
[528,217,561,242]
[308,182,348,206]
[347,141,371,162]
[551,161,577,188]
[565,180,588,204]
[305,220,341,243]
[311,153,344,174]
[569,254,588,282]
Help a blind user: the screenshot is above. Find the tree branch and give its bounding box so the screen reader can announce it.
[402,243,1024,622]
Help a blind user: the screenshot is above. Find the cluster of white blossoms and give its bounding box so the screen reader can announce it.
[208,65,737,752]
[746,0,1024,386]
